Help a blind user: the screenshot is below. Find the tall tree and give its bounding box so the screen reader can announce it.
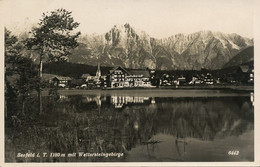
[5,28,39,116]
[26,8,81,113]
[5,28,19,118]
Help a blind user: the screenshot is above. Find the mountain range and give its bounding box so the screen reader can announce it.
[17,23,253,70]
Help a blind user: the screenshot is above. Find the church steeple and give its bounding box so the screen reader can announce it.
[96,63,101,78]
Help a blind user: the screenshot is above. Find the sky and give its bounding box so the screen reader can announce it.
[0,0,255,38]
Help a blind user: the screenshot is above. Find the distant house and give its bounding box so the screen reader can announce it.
[80,73,92,88]
[160,74,170,86]
[177,76,186,86]
[204,73,214,85]
[108,66,130,88]
[128,70,151,87]
[160,74,175,86]
[249,69,254,83]
[52,76,72,88]
[239,65,249,73]
[42,73,58,84]
[100,75,107,88]
[148,69,157,86]
[107,66,152,88]
[81,73,91,81]
[189,75,202,85]
[81,64,102,88]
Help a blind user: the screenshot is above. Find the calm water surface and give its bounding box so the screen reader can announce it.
[5,90,254,162]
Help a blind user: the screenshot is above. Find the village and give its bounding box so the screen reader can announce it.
[42,63,254,89]
[4,1,256,163]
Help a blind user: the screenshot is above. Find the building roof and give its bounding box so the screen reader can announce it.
[178,77,186,81]
[81,73,91,78]
[129,70,150,78]
[108,66,150,78]
[193,75,199,78]
[239,65,249,73]
[109,66,130,75]
[53,76,72,81]
[42,73,58,81]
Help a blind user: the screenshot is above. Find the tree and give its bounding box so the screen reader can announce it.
[5,28,19,118]
[5,28,20,73]
[5,28,39,116]
[26,8,81,113]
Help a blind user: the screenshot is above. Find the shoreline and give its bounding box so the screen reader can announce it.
[41,85,254,97]
[44,85,254,91]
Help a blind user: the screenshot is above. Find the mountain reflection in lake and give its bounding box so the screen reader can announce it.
[5,91,254,162]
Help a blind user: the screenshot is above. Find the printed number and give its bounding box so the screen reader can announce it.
[228,150,239,155]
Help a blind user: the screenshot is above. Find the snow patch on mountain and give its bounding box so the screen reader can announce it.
[108,53,112,59]
[215,37,227,48]
[229,40,240,50]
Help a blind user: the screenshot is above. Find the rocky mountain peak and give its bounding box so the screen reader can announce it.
[70,24,253,70]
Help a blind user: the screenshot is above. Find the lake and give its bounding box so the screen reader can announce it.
[5,89,254,162]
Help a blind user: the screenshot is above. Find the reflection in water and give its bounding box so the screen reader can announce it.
[111,96,150,108]
[151,97,156,104]
[251,92,254,106]
[59,95,68,100]
[5,92,254,162]
[81,95,153,108]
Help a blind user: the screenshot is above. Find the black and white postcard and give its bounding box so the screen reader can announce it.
[0,0,259,166]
